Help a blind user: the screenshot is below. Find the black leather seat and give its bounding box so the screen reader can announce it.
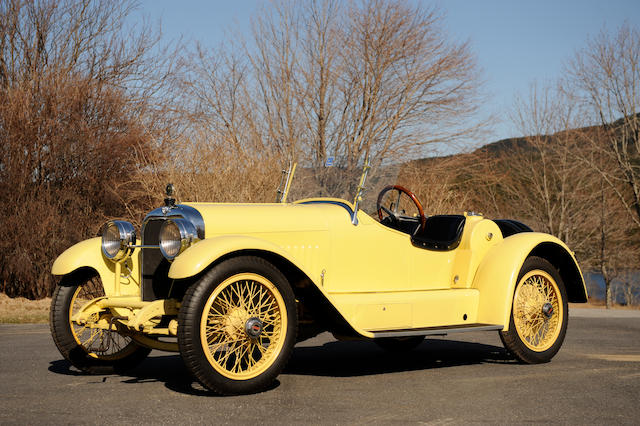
[493,219,533,238]
[411,215,466,251]
[380,215,422,235]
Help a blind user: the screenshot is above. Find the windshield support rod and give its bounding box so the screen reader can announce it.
[276,161,297,203]
[352,157,371,225]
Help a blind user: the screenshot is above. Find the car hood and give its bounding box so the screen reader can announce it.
[183,202,344,237]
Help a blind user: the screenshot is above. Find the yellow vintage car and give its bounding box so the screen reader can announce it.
[50,161,587,395]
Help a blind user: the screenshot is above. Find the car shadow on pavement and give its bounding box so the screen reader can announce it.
[47,338,512,396]
[284,338,514,377]
[48,356,237,397]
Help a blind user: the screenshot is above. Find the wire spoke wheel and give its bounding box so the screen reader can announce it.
[179,256,297,395]
[513,270,562,352]
[200,273,287,380]
[69,276,133,360]
[50,271,150,373]
[500,256,568,364]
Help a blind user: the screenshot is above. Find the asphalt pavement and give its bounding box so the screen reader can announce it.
[1,309,639,425]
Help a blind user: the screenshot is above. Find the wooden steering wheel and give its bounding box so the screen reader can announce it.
[376,185,426,231]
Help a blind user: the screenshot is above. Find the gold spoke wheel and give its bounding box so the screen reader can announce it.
[500,256,569,364]
[50,272,150,374]
[199,273,288,380]
[69,276,134,360]
[513,269,563,352]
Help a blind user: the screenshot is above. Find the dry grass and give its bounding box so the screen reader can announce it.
[0,293,50,324]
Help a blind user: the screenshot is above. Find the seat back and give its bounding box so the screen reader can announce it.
[493,219,533,238]
[411,215,466,251]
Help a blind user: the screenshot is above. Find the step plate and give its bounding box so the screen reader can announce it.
[369,324,503,338]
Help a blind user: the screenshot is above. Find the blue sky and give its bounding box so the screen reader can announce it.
[138,0,640,145]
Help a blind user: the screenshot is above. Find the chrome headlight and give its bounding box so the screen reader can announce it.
[159,218,199,260]
[101,220,136,261]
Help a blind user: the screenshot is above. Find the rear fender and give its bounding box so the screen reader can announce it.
[473,232,586,330]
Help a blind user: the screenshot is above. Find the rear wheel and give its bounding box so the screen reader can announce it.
[178,256,297,395]
[50,270,150,373]
[500,256,568,363]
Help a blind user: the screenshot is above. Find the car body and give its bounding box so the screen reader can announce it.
[50,162,588,394]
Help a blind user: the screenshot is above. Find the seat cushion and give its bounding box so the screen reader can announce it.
[411,215,466,251]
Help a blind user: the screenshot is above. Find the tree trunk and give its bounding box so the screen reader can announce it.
[605,277,613,309]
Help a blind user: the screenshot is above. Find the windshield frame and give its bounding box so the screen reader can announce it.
[279,157,404,223]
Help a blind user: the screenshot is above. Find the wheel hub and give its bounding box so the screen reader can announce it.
[224,308,249,339]
[542,302,554,318]
[244,317,263,339]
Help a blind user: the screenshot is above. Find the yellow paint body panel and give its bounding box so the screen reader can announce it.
[472,232,586,330]
[169,202,334,284]
[331,289,479,332]
[166,203,535,336]
[168,234,325,283]
[51,199,586,339]
[51,237,141,297]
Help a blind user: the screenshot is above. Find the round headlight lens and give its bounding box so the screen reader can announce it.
[101,220,136,261]
[102,224,122,258]
[159,218,199,260]
[159,221,182,259]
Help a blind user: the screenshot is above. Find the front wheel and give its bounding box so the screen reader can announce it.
[500,256,568,364]
[50,270,150,374]
[178,256,298,395]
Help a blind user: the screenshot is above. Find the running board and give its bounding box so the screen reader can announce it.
[369,324,503,338]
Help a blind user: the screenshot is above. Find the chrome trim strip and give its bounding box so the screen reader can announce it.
[369,324,503,338]
[143,204,205,239]
[101,220,136,261]
[159,218,200,260]
[140,204,205,300]
[351,157,371,226]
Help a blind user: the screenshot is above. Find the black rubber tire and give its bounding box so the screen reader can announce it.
[50,270,151,374]
[499,256,569,364]
[374,336,425,352]
[178,256,298,395]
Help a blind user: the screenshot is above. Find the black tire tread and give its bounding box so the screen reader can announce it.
[178,256,298,395]
[499,256,569,364]
[49,271,150,374]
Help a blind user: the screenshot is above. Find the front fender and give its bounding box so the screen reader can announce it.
[52,237,113,280]
[51,237,141,296]
[169,235,376,338]
[473,232,586,330]
[168,235,318,282]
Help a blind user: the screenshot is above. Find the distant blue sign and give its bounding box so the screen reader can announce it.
[325,157,334,167]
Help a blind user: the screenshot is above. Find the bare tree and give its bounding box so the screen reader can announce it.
[398,154,475,215]
[557,24,640,307]
[564,23,640,229]
[466,85,598,255]
[0,0,173,298]
[182,0,485,170]
[330,0,483,167]
[472,81,640,308]
[505,86,599,250]
[590,170,640,307]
